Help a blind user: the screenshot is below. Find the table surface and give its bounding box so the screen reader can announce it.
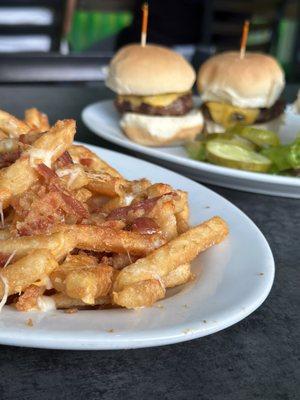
[0,84,299,400]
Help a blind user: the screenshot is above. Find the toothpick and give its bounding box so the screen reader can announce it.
[240,20,250,59]
[141,3,149,47]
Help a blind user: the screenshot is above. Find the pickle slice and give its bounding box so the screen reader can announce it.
[227,126,280,147]
[206,140,271,172]
[206,134,256,151]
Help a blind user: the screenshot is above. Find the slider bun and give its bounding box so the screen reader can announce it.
[120,111,203,146]
[106,44,196,96]
[198,51,285,108]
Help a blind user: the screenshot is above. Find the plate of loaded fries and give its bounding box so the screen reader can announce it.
[0,108,274,350]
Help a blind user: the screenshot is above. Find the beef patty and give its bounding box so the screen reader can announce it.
[202,99,285,124]
[115,93,193,116]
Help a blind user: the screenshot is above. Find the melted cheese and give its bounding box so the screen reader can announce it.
[118,92,187,107]
[56,166,81,189]
[37,296,56,312]
[206,102,259,128]
[29,148,54,168]
[0,275,9,312]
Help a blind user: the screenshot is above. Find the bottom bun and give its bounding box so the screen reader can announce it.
[120,111,204,146]
[204,115,284,134]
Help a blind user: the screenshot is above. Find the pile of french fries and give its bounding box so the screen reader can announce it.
[0,108,228,312]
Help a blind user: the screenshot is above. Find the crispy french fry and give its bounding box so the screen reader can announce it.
[69,145,122,177]
[113,279,165,309]
[0,231,76,261]
[24,108,50,132]
[61,225,165,256]
[74,188,92,203]
[0,119,76,208]
[114,216,228,292]
[51,293,110,309]
[86,171,126,197]
[175,191,189,233]
[15,284,44,311]
[150,199,177,240]
[0,249,58,297]
[0,130,7,139]
[0,109,31,138]
[163,263,191,288]
[50,254,114,304]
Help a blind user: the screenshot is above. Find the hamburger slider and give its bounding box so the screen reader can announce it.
[197,52,285,133]
[106,44,203,146]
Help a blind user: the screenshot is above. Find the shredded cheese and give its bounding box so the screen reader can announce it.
[29,148,55,168]
[37,296,56,312]
[56,167,81,188]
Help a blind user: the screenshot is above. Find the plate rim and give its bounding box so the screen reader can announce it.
[82,99,300,188]
[0,143,275,350]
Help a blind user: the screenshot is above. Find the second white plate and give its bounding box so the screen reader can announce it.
[82,100,300,198]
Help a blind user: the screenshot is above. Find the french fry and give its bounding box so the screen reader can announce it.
[0,250,58,298]
[0,130,7,139]
[114,216,228,292]
[50,255,114,304]
[56,164,89,190]
[163,263,191,288]
[86,171,126,197]
[0,119,76,208]
[51,293,111,309]
[69,145,122,177]
[0,109,31,138]
[15,284,44,311]
[24,108,50,132]
[150,198,177,240]
[113,279,165,308]
[61,225,165,256]
[175,191,189,233]
[0,231,76,261]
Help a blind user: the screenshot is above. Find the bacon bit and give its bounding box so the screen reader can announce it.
[131,217,159,234]
[0,150,21,168]
[0,253,11,268]
[54,151,74,168]
[59,191,89,219]
[80,158,93,167]
[36,163,58,182]
[106,195,164,221]
[26,318,33,327]
[19,132,43,145]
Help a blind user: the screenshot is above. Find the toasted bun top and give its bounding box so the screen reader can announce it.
[106,44,196,95]
[198,51,285,108]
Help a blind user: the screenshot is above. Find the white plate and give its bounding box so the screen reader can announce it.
[0,144,274,350]
[82,100,300,198]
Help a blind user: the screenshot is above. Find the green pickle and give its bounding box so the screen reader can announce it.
[206,140,271,172]
[261,138,300,172]
[226,126,280,147]
[185,140,206,161]
[206,133,256,151]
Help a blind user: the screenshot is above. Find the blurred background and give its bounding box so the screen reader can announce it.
[0,0,299,84]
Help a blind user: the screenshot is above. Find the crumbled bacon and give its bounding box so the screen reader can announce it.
[0,150,21,168]
[54,151,73,169]
[79,158,93,167]
[106,194,172,221]
[19,132,43,145]
[0,252,10,268]
[12,163,89,235]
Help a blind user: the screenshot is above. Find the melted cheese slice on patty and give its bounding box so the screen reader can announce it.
[206,102,259,128]
[118,92,188,107]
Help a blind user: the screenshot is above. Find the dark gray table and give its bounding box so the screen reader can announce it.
[0,84,299,400]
